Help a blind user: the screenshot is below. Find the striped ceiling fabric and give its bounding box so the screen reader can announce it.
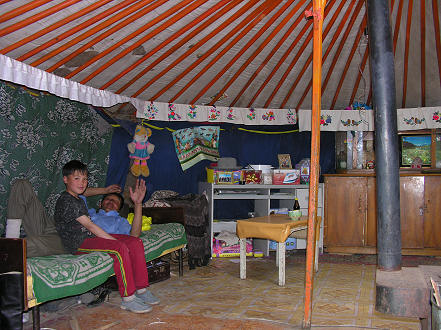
[0,0,440,121]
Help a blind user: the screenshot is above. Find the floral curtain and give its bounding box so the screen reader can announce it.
[0,80,113,235]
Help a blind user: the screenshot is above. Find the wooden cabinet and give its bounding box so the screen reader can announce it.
[324,174,441,256]
[399,176,424,248]
[325,177,366,247]
[423,176,441,248]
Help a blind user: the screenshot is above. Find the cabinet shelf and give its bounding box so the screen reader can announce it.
[213,194,268,199]
[199,182,324,256]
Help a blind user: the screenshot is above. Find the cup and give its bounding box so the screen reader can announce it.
[5,219,22,238]
[288,210,301,221]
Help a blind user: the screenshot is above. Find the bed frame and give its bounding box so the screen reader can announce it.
[0,206,186,329]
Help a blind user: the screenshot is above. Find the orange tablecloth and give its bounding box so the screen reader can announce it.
[236,215,309,243]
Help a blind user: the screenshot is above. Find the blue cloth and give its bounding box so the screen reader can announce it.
[79,195,131,235]
[88,209,132,235]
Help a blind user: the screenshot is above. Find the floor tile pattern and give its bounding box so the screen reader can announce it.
[27,254,424,329]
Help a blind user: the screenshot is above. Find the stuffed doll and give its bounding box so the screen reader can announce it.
[127,125,155,177]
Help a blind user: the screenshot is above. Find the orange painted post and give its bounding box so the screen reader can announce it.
[303,0,325,328]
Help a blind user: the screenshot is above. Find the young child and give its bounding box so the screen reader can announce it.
[54,160,159,313]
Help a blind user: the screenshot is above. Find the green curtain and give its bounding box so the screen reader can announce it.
[0,80,113,235]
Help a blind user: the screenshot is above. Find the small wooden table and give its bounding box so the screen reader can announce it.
[236,214,321,286]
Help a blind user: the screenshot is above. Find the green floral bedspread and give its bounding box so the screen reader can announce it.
[27,223,187,304]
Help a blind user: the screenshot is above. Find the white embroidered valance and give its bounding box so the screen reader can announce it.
[298,109,375,131]
[1,54,440,129]
[299,107,441,131]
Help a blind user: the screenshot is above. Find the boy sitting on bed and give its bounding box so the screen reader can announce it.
[54,160,159,314]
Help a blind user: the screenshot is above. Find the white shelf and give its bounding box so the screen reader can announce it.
[214,194,268,199]
[199,182,324,256]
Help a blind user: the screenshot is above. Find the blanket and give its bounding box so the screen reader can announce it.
[27,223,186,304]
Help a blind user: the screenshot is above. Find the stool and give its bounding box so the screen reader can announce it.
[237,215,321,286]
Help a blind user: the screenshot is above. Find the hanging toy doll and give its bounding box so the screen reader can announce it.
[127,125,155,177]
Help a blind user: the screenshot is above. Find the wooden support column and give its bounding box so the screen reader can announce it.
[303,0,326,328]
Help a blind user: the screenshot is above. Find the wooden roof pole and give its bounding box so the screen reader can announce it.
[117,0,244,97]
[295,0,363,110]
[431,0,441,92]
[320,1,364,94]
[205,1,299,105]
[0,0,80,37]
[1,0,118,56]
[29,0,158,67]
[392,0,404,54]
[131,0,258,98]
[349,44,369,105]
[0,0,53,24]
[231,0,309,107]
[101,0,231,90]
[115,0,243,95]
[349,0,397,106]
[252,1,339,109]
[331,17,367,109]
[278,0,343,109]
[75,0,201,83]
[420,0,426,107]
[303,0,326,327]
[402,0,413,108]
[181,1,292,105]
[247,3,314,108]
[155,1,273,102]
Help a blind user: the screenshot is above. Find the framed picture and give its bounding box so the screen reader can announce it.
[278,154,292,169]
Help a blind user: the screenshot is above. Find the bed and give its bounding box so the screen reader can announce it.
[0,207,186,329]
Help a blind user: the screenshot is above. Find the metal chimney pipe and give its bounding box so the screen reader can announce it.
[366,0,402,270]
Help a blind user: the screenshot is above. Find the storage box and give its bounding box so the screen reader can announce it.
[272,169,300,185]
[214,170,242,184]
[206,167,214,183]
[295,159,310,184]
[147,260,170,284]
[269,238,297,250]
[242,170,262,184]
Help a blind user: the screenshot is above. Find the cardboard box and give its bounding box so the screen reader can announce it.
[147,260,170,284]
[242,170,262,184]
[269,238,297,250]
[295,159,310,184]
[272,169,300,185]
[214,170,242,184]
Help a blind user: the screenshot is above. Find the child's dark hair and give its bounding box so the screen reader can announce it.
[62,160,88,177]
[102,193,125,210]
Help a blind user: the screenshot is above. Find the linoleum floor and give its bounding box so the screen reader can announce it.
[27,253,423,329]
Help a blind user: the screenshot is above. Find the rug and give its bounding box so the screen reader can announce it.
[285,250,441,267]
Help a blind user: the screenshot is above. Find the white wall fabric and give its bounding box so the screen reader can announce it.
[2,53,440,130]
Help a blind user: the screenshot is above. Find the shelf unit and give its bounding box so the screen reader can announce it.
[198,182,324,256]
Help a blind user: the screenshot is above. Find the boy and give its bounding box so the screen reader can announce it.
[54,160,158,313]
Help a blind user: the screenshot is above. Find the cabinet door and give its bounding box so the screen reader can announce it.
[325,177,366,247]
[424,176,441,248]
[365,177,377,247]
[400,176,424,248]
